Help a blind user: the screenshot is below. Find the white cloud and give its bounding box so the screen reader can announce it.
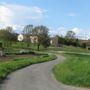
[68,13,76,16]
[49,26,90,40]
[49,27,67,36]
[72,28,80,34]
[0,2,47,31]
[12,25,24,31]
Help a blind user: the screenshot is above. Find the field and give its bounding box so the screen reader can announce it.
[53,53,90,88]
[48,45,90,54]
[60,45,90,53]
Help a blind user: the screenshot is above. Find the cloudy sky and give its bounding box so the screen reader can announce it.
[0,0,90,39]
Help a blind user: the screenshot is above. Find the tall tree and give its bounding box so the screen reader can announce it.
[23,24,33,34]
[65,31,75,40]
[6,26,14,33]
[65,31,76,45]
[23,24,33,47]
[32,25,50,51]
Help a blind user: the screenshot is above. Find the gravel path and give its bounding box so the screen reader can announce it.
[1,55,89,90]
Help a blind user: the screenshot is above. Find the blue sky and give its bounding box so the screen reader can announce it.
[0,0,90,39]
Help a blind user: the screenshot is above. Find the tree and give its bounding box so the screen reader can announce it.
[23,24,33,47]
[65,31,76,45]
[0,42,2,48]
[6,26,14,33]
[32,25,50,51]
[56,35,66,45]
[0,28,17,47]
[65,31,75,40]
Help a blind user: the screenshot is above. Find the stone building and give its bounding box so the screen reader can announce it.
[79,40,90,50]
[22,34,59,47]
[50,36,59,47]
[30,36,38,44]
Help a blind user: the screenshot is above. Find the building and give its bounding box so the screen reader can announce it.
[30,36,38,44]
[79,40,90,50]
[50,36,59,47]
[22,34,59,47]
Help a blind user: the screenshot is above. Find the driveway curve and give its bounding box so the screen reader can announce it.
[1,55,89,90]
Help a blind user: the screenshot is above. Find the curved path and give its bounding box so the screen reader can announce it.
[1,55,89,90]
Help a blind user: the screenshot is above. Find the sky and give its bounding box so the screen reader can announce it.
[0,0,90,39]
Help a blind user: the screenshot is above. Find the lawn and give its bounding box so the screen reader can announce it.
[53,53,90,88]
[49,45,90,54]
[0,54,57,82]
[60,45,90,53]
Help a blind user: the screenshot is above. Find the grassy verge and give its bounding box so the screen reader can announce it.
[48,45,90,54]
[60,45,90,53]
[53,54,90,88]
[0,54,57,82]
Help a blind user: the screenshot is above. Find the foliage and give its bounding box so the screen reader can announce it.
[23,24,33,47]
[57,31,86,48]
[32,25,50,50]
[6,26,14,33]
[0,55,57,81]
[0,42,3,48]
[56,35,66,45]
[65,31,75,40]
[53,54,90,87]
[0,28,17,47]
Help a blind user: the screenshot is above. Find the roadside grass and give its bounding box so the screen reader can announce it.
[48,45,90,54]
[0,54,57,82]
[60,45,90,53]
[53,54,90,88]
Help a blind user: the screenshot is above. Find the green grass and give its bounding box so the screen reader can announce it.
[11,42,46,51]
[53,54,90,88]
[48,45,90,54]
[0,54,57,82]
[60,45,90,53]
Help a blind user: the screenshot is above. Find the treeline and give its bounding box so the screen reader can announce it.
[0,25,87,50]
[57,31,87,48]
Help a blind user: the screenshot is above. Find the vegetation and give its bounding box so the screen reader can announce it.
[32,25,50,50]
[0,54,57,82]
[0,28,17,47]
[0,24,51,51]
[53,54,90,88]
[23,24,33,47]
[57,30,87,48]
[60,45,90,53]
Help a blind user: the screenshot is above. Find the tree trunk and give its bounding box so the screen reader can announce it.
[27,43,29,47]
[37,44,40,51]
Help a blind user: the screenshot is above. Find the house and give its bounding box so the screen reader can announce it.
[18,34,59,47]
[79,40,90,50]
[50,36,59,47]
[30,36,59,47]
[86,46,90,50]
[30,36,38,44]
